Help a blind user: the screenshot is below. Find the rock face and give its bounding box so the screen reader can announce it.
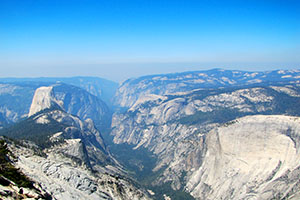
[7,140,151,200]
[28,86,63,117]
[187,115,300,200]
[32,109,111,168]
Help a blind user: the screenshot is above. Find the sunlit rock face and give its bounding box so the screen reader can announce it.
[187,115,300,200]
[28,86,62,117]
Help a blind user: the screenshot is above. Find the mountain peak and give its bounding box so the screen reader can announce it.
[28,86,63,117]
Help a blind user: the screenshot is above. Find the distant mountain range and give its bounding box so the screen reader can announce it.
[115,68,300,107]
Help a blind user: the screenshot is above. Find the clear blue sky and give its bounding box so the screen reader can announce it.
[0,0,299,82]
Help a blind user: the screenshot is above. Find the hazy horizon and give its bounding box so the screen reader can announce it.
[1,0,299,82]
[1,63,300,83]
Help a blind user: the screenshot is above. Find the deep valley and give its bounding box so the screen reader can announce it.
[1,69,300,199]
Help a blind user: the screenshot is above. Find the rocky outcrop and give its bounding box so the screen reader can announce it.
[0,177,51,200]
[28,86,63,117]
[32,109,111,168]
[7,140,151,200]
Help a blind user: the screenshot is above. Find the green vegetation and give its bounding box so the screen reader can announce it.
[270,89,300,116]
[0,140,33,188]
[178,108,249,125]
[176,85,300,127]
[0,110,66,148]
[107,142,195,199]
[108,143,157,181]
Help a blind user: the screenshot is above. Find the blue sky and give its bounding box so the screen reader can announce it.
[0,0,299,82]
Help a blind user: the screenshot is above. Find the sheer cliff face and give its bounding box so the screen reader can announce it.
[28,86,63,117]
[187,115,300,200]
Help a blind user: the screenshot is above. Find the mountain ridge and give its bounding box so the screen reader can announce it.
[115,68,300,107]
[0,76,118,108]
[0,82,111,130]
